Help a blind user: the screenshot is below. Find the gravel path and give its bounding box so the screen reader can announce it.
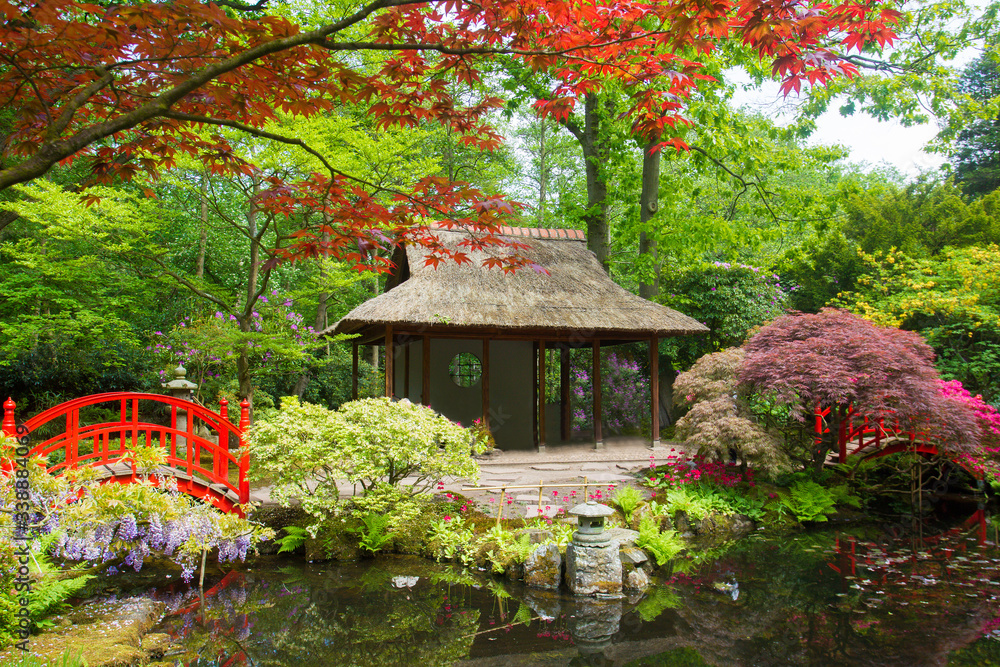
[250,437,696,521]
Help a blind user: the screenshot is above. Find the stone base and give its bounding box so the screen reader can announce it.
[524,544,562,590]
[566,542,622,596]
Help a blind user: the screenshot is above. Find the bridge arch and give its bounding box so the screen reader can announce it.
[2,393,250,515]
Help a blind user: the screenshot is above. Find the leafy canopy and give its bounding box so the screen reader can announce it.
[0,0,900,263]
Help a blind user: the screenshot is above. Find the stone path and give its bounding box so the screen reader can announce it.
[250,437,694,521]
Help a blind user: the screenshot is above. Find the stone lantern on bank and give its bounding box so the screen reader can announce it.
[565,501,622,596]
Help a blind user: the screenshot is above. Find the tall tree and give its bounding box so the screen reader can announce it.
[953,49,1000,197]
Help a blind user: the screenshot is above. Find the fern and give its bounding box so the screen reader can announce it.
[348,512,394,554]
[780,480,838,522]
[276,526,309,554]
[636,514,686,566]
[25,533,95,625]
[610,485,644,523]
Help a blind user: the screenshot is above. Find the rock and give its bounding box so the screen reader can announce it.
[524,544,562,590]
[514,528,553,544]
[605,528,640,550]
[570,597,622,655]
[305,533,362,562]
[626,568,651,591]
[673,510,692,534]
[694,512,756,541]
[531,464,571,471]
[505,561,525,581]
[566,542,622,596]
[0,596,166,667]
[141,632,173,660]
[523,588,562,621]
[620,546,648,567]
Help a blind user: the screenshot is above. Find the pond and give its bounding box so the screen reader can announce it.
[133,518,1000,666]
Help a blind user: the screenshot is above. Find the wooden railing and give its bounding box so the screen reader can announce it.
[2,393,250,515]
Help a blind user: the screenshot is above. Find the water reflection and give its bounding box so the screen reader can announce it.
[145,519,1000,666]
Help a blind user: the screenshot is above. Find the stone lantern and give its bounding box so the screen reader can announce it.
[568,501,615,546]
[565,501,622,596]
[161,364,198,446]
[161,364,198,401]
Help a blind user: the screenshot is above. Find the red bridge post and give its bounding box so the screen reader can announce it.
[2,398,15,438]
[238,399,250,506]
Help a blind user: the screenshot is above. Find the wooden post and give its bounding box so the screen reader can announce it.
[650,336,660,449]
[482,338,491,430]
[560,346,570,441]
[421,335,431,406]
[538,340,547,452]
[352,342,359,400]
[593,340,603,449]
[404,342,411,399]
[384,326,394,398]
[532,342,538,447]
[2,397,15,438]
[238,399,250,507]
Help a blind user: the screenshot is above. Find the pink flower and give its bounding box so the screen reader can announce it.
[444,515,452,522]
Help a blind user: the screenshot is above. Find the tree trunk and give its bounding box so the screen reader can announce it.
[562,93,610,271]
[639,138,660,299]
[195,175,208,278]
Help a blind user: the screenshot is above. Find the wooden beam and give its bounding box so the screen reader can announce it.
[532,342,538,447]
[421,335,431,406]
[482,338,491,431]
[593,339,603,449]
[650,336,660,448]
[384,325,394,398]
[352,342,359,400]
[560,345,570,441]
[539,340,547,452]
[404,343,411,399]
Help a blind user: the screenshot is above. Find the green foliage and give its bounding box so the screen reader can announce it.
[4,650,89,667]
[660,261,788,369]
[610,485,644,523]
[636,514,686,566]
[479,525,534,574]
[833,245,1000,402]
[250,397,484,534]
[276,526,309,554]
[347,512,394,554]
[427,517,476,565]
[26,558,95,627]
[634,586,682,623]
[779,480,838,522]
[0,541,17,651]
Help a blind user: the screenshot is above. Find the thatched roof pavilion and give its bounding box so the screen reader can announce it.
[326,226,708,451]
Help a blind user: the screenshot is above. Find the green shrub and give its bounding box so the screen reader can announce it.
[249,397,487,532]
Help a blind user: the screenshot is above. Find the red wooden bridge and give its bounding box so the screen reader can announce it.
[2,392,250,515]
[815,405,980,478]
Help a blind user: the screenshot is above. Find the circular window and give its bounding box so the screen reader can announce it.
[449,352,482,387]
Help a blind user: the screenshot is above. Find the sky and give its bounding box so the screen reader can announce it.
[730,72,948,179]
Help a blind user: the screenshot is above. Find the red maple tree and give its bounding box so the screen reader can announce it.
[739,309,979,472]
[0,0,900,265]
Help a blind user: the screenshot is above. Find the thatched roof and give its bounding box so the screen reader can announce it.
[328,227,709,341]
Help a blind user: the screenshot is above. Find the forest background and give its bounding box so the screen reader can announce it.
[2,0,999,431]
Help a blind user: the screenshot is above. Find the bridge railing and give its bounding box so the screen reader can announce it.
[2,393,250,513]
